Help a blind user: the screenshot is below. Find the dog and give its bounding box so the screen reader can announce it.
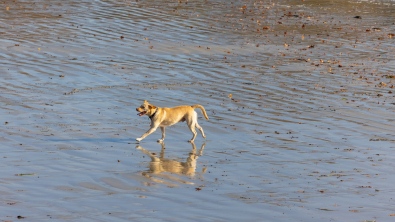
[136,100,208,142]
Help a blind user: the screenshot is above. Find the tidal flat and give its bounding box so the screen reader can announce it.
[1,0,395,221]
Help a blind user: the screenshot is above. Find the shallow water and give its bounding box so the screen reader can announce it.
[1,0,395,221]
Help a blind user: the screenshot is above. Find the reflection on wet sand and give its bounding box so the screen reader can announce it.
[135,142,207,186]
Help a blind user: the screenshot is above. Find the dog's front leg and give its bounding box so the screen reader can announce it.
[157,127,165,142]
[136,126,158,142]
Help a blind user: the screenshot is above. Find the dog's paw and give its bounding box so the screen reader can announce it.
[136,145,142,149]
[188,140,194,143]
[202,135,206,139]
[136,138,142,142]
[157,139,164,143]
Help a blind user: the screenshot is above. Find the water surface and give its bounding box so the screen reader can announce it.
[1,0,395,221]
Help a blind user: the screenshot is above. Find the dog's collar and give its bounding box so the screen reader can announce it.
[149,108,158,120]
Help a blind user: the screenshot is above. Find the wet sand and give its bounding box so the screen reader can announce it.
[1,0,395,221]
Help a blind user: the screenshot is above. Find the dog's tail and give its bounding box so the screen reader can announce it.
[191,105,209,120]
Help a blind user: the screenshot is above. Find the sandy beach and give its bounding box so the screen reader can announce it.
[1,0,395,221]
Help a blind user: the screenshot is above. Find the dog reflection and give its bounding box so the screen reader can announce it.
[136,142,206,176]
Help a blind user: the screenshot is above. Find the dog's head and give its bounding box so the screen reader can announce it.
[136,100,156,117]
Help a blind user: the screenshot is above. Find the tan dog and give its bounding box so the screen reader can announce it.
[136,100,209,142]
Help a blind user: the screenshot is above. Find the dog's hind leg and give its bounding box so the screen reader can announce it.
[187,117,198,143]
[195,122,206,139]
[188,123,197,143]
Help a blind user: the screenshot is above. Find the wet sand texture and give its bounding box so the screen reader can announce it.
[2,0,395,221]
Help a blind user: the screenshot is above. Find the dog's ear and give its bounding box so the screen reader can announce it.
[148,105,156,110]
[144,100,148,104]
